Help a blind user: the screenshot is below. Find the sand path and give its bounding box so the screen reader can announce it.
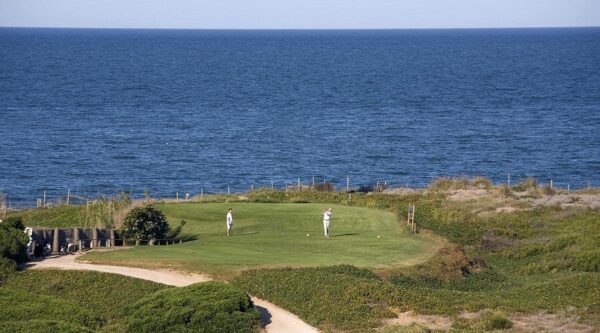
[29,254,319,333]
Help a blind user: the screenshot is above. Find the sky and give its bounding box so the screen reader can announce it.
[1,0,599,29]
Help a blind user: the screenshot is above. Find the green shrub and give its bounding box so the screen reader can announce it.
[0,218,29,282]
[1,216,25,230]
[126,281,260,333]
[0,288,102,330]
[511,177,537,192]
[0,257,17,283]
[234,266,396,331]
[452,311,512,331]
[121,205,169,242]
[485,311,512,330]
[3,270,167,331]
[0,319,93,333]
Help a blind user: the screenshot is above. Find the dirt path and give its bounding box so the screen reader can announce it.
[29,254,319,333]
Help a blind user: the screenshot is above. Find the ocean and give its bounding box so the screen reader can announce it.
[1,28,599,205]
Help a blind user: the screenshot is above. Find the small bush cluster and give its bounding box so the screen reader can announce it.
[126,281,261,333]
[452,311,512,331]
[121,205,169,242]
[0,216,29,282]
[428,176,493,191]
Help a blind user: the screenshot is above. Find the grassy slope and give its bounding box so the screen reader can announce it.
[233,195,600,331]
[82,203,439,278]
[1,270,167,332]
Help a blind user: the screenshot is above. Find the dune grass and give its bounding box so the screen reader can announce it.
[81,203,440,278]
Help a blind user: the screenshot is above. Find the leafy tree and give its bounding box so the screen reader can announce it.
[0,216,29,282]
[121,206,169,242]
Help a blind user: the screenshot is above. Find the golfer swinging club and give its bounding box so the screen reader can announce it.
[322,207,333,238]
[226,208,233,236]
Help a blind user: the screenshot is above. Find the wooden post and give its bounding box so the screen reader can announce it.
[52,227,59,254]
[410,205,417,234]
[110,229,115,248]
[92,228,98,248]
[123,237,127,246]
[78,240,83,253]
[72,227,79,250]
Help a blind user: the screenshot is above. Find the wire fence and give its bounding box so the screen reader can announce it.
[1,174,598,212]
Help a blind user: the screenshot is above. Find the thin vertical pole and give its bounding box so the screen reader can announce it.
[176,192,179,201]
[227,186,230,195]
[43,190,46,207]
[567,184,570,192]
[297,178,301,191]
[550,180,553,189]
[66,188,70,206]
[271,181,274,189]
[508,174,511,187]
[312,176,315,187]
[346,176,349,191]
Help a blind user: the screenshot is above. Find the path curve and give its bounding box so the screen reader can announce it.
[29,254,319,333]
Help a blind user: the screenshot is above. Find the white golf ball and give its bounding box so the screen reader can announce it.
[307,233,310,237]
[377,235,381,238]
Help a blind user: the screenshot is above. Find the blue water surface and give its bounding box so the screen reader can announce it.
[1,28,599,204]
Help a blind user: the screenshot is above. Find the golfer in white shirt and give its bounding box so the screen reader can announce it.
[322,208,333,238]
[226,208,233,236]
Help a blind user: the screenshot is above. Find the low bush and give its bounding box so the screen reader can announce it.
[0,288,102,330]
[3,270,167,331]
[234,266,396,331]
[0,257,16,283]
[0,319,93,333]
[511,177,537,192]
[452,311,512,331]
[121,205,169,242]
[126,281,260,333]
[0,216,29,282]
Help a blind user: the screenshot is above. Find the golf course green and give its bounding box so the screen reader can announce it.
[82,203,440,278]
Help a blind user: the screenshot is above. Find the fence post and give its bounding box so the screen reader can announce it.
[92,228,98,248]
[73,227,79,250]
[110,229,115,247]
[52,227,59,254]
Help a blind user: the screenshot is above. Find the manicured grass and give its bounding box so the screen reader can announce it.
[82,203,440,278]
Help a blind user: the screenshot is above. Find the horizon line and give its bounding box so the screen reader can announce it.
[1,25,600,31]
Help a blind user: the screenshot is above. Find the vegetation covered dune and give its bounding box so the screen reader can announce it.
[1,176,599,332]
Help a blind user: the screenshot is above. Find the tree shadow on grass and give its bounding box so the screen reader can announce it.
[255,305,272,326]
[238,231,259,236]
[331,233,359,238]
[180,235,199,242]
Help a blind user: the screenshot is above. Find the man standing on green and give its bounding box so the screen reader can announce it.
[226,208,233,236]
[322,207,333,238]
